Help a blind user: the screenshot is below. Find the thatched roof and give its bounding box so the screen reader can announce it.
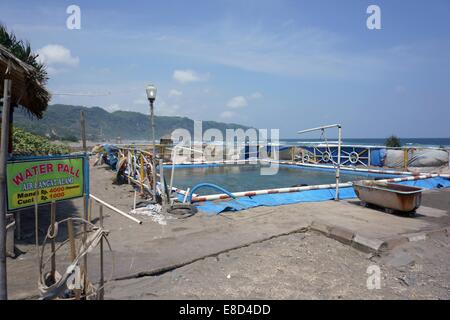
[0,43,50,118]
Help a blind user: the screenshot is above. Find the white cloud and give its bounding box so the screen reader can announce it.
[169,89,183,97]
[149,23,389,79]
[227,96,248,109]
[220,111,235,119]
[37,44,79,67]
[173,69,208,84]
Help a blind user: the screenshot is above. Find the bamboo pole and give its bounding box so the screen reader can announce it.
[88,196,93,222]
[67,219,80,300]
[34,180,39,279]
[80,111,86,152]
[98,204,104,300]
[80,111,88,296]
[82,195,88,296]
[404,149,409,171]
[0,79,12,300]
[90,194,142,224]
[140,154,145,194]
[50,202,56,282]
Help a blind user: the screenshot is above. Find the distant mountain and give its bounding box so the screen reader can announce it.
[13,104,252,141]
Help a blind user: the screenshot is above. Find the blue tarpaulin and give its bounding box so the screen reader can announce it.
[195,187,356,214]
[370,148,386,167]
[195,177,450,214]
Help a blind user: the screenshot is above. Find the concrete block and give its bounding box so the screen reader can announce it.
[406,232,427,242]
[380,236,409,251]
[328,226,355,245]
[352,234,384,253]
[310,220,331,236]
[423,228,446,238]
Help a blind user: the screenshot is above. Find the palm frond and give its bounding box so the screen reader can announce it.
[0,23,50,118]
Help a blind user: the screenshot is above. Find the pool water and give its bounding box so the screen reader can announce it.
[169,164,383,195]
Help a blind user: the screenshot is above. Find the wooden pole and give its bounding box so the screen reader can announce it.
[82,195,88,297]
[80,111,86,153]
[98,204,104,300]
[67,219,77,262]
[34,178,39,281]
[88,196,93,223]
[14,211,20,240]
[50,202,56,282]
[80,111,89,296]
[89,194,142,224]
[0,79,12,300]
[140,154,144,194]
[67,219,80,300]
[404,148,409,171]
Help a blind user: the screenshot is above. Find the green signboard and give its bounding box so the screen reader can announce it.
[6,157,85,210]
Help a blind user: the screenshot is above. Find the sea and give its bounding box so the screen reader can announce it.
[126,138,450,148]
[279,138,450,148]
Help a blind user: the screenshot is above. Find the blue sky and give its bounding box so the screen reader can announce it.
[1,0,450,138]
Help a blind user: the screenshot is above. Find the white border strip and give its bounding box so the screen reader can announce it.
[163,158,415,176]
[262,160,415,176]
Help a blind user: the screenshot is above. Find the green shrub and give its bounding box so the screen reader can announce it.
[11,127,70,155]
[385,135,401,148]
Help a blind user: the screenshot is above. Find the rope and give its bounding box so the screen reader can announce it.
[38,217,115,300]
[46,222,59,240]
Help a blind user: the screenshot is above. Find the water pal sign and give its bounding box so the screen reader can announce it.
[6,157,85,210]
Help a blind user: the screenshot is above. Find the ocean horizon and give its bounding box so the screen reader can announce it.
[124,137,450,148]
[280,138,450,148]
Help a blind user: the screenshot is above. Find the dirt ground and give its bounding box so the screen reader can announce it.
[106,231,450,300]
[7,161,450,300]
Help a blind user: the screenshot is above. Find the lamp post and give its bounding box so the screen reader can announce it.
[146,85,157,198]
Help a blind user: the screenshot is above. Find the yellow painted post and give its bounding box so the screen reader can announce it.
[140,153,145,194]
[404,149,408,170]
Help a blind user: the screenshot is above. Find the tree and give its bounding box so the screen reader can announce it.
[0,23,50,118]
[385,135,401,148]
[0,23,48,85]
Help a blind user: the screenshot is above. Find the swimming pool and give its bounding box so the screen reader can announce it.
[167,163,394,195]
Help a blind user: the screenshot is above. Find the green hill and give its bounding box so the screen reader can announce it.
[13,104,252,141]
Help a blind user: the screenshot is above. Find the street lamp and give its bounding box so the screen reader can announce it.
[146,84,157,198]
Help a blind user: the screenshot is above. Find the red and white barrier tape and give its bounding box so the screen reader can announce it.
[190,173,450,203]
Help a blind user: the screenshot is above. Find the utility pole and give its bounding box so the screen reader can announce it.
[80,110,88,296]
[0,79,12,300]
[80,111,87,153]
